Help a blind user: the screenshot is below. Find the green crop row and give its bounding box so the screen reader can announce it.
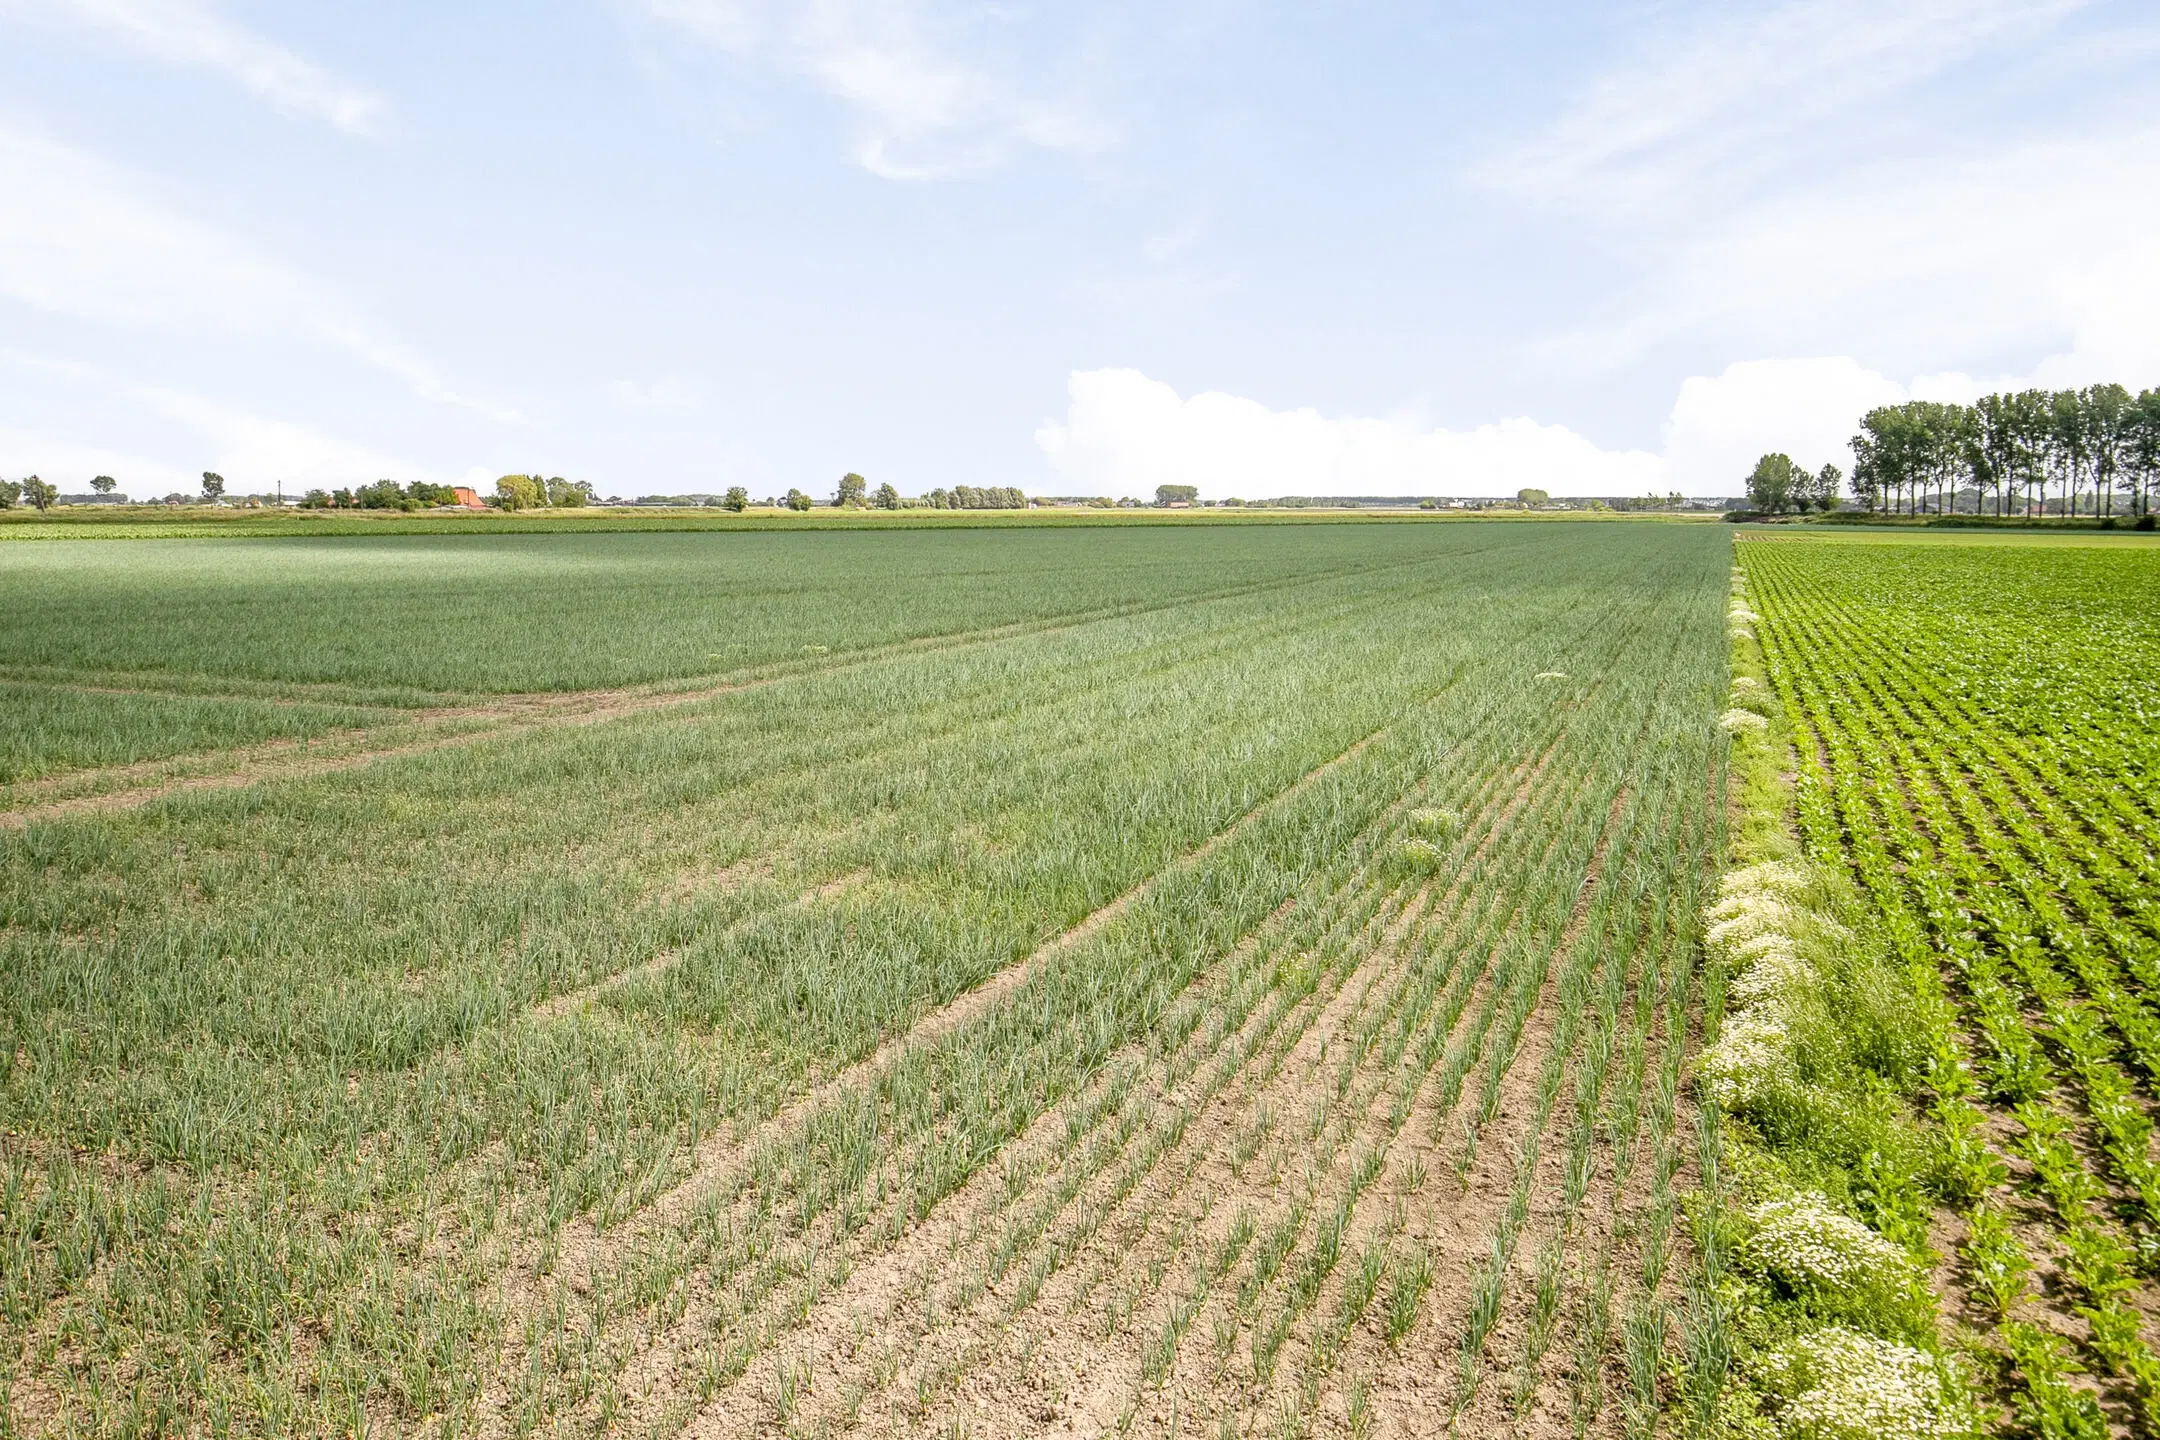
[1,524,1729,1435]
[1692,535,2160,1439]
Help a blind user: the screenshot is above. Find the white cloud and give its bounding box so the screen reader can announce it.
[0,425,188,494]
[4,0,387,134]
[1659,358,1905,491]
[1550,126,2160,387]
[131,387,427,489]
[609,376,703,410]
[0,127,514,418]
[643,0,1113,178]
[1035,368,1665,499]
[0,347,443,496]
[1481,0,2083,213]
[1035,360,2080,501]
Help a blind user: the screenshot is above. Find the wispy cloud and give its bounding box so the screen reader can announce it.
[0,126,515,418]
[643,0,1114,178]
[1543,125,2160,384]
[608,376,703,410]
[0,347,439,494]
[4,0,388,135]
[1477,0,2085,213]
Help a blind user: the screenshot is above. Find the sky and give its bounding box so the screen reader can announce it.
[2,0,2156,501]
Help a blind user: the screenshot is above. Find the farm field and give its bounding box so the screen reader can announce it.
[0,525,1473,795]
[1726,530,2160,1433]
[0,519,1730,1438]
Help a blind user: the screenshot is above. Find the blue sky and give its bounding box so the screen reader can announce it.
[2,0,2156,500]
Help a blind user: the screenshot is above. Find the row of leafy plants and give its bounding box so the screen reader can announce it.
[1680,569,1980,1439]
[1690,542,2160,1439]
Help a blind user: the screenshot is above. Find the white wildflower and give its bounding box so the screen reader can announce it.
[1705,897,1792,948]
[1730,950,1813,1012]
[1725,931,1802,969]
[1399,837,1446,870]
[1770,1326,1967,1440]
[1730,675,1769,695]
[1696,1013,1795,1108]
[1716,861,1804,903]
[1719,707,1768,734]
[1708,879,1803,922]
[1407,807,1459,838]
[1729,604,1761,625]
[1744,1196,1912,1291]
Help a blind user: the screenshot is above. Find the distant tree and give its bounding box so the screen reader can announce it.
[545,477,595,507]
[0,479,20,509]
[1811,463,1843,511]
[784,488,813,512]
[200,471,226,502]
[494,474,543,510]
[22,475,57,511]
[1743,454,1806,514]
[1155,484,1199,507]
[835,472,867,507]
[301,489,332,509]
[1516,487,1549,508]
[722,486,749,512]
[2084,382,2133,518]
[91,474,116,496]
[872,481,900,510]
[2129,389,2160,518]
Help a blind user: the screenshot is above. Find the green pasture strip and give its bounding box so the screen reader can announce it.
[0,523,1727,1434]
[0,683,392,785]
[0,523,1529,695]
[0,664,471,710]
[0,507,1713,542]
[1737,523,2160,549]
[0,522,1528,791]
[0,526,1472,812]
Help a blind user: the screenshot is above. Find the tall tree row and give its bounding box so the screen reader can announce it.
[1849,385,2160,518]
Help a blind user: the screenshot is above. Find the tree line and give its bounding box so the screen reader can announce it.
[1849,384,2160,518]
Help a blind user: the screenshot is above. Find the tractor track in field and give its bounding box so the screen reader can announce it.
[1257,779,1634,1440]
[670,722,1568,1440]
[525,871,872,1022]
[1,551,1476,831]
[676,688,1593,1439]
[468,703,1431,1436]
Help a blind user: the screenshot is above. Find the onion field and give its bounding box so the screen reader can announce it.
[1717,531,2160,1436]
[0,520,1732,1439]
